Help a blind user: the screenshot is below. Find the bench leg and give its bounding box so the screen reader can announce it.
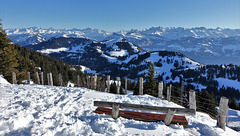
[164,109,176,126]
[112,104,120,119]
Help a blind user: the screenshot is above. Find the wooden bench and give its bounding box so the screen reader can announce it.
[94,101,196,127]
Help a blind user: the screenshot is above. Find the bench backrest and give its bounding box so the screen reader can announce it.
[94,101,196,115]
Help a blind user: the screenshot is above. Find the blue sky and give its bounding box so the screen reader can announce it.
[1,0,239,31]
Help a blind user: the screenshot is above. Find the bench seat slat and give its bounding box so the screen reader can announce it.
[94,107,188,127]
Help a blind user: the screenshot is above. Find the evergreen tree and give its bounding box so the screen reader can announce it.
[130,80,136,91]
[143,62,157,95]
[173,60,179,68]
[133,80,139,95]
[197,89,217,117]
[171,86,181,98]
[110,81,117,94]
[229,98,237,110]
[0,20,19,80]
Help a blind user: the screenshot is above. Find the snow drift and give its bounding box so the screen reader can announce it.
[0,75,10,84]
[0,78,239,135]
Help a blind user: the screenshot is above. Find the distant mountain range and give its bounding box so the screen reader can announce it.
[4,26,240,100]
[6,26,240,64]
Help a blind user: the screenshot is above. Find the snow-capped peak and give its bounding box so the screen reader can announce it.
[5,26,240,64]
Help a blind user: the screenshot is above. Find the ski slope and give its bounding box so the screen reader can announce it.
[0,76,239,136]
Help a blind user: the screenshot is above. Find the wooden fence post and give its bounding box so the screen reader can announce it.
[86,76,90,88]
[49,73,53,86]
[167,86,171,101]
[41,72,44,85]
[27,72,31,84]
[158,82,163,98]
[91,75,93,89]
[189,90,196,113]
[88,76,91,88]
[58,74,62,86]
[226,106,229,127]
[47,73,50,85]
[139,77,143,95]
[169,84,172,99]
[102,77,106,92]
[112,103,120,119]
[88,75,91,88]
[164,109,176,126]
[217,97,229,131]
[77,75,80,87]
[90,75,93,89]
[12,72,17,84]
[181,80,184,105]
[116,77,120,94]
[125,78,127,94]
[107,75,110,93]
[36,72,40,85]
[93,75,97,90]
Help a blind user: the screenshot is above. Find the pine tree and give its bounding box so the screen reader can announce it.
[143,62,157,95]
[229,98,237,110]
[197,89,217,117]
[130,80,136,91]
[133,80,139,95]
[0,20,19,80]
[110,81,117,94]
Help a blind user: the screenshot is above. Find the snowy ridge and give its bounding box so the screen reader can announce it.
[134,52,201,80]
[38,47,68,54]
[0,75,239,135]
[6,26,240,64]
[216,78,240,90]
[142,26,240,39]
[29,37,200,81]
[6,27,110,45]
[6,26,240,43]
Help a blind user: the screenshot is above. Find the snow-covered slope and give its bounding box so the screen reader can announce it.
[0,75,10,84]
[10,36,240,96]
[25,37,240,95]
[0,76,239,135]
[6,26,240,64]
[228,108,240,132]
[27,37,200,80]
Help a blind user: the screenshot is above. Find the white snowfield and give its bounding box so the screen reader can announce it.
[0,77,239,136]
